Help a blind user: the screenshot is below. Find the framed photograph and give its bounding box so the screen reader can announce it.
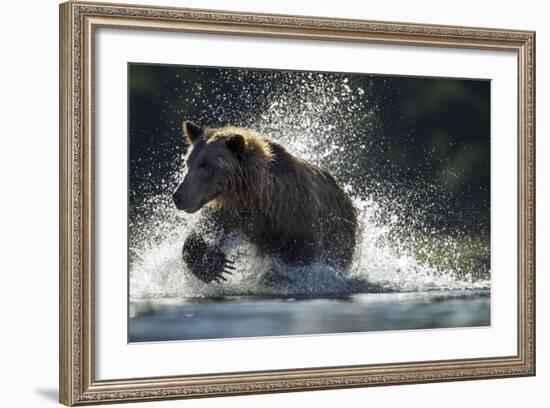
[59,1,536,405]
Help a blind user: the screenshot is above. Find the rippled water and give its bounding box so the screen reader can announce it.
[129,67,490,341]
[129,290,490,342]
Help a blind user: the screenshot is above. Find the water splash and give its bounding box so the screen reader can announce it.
[129,68,490,300]
[129,193,489,300]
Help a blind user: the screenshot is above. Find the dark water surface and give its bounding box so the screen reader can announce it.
[129,289,490,342]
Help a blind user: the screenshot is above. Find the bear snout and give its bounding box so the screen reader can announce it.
[172,189,188,211]
[173,189,203,213]
[173,194,184,210]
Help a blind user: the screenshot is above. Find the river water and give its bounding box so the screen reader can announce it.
[129,290,490,342]
[128,193,490,342]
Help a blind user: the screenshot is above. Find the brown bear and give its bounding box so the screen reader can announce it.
[172,121,358,283]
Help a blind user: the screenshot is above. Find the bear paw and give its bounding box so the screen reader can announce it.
[196,246,235,284]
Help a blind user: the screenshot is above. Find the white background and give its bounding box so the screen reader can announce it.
[0,0,546,407]
[96,29,518,379]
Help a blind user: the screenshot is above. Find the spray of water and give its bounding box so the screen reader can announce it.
[129,68,490,300]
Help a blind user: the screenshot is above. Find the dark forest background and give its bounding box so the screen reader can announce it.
[129,64,490,238]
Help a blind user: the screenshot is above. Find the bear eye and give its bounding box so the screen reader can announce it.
[198,162,210,170]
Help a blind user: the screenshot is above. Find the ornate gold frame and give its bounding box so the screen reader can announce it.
[59,1,536,405]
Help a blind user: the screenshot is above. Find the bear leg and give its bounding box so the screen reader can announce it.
[182,232,235,283]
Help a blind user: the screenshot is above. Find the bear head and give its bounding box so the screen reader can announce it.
[172,121,247,213]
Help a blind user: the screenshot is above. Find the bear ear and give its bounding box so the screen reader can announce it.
[225,134,245,156]
[182,121,203,145]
